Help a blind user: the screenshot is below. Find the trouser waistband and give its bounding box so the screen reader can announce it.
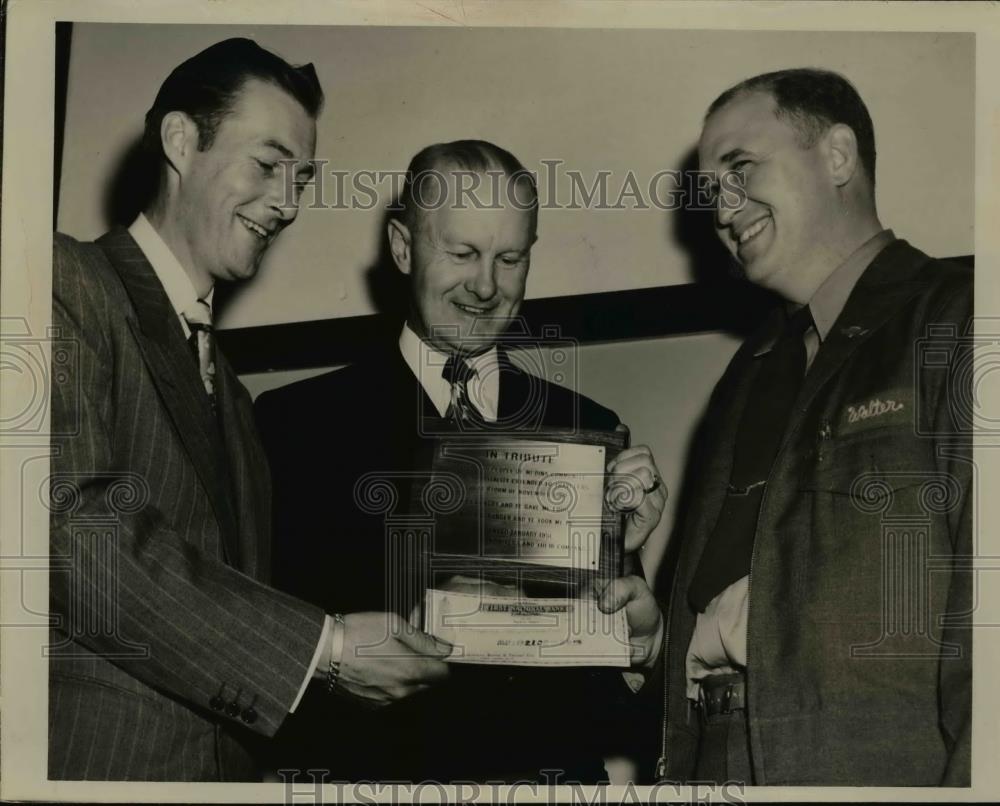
[696,672,746,716]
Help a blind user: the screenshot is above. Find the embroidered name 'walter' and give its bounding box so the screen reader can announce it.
[846,397,905,423]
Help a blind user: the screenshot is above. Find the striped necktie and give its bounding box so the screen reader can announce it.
[182,299,216,411]
[442,354,486,427]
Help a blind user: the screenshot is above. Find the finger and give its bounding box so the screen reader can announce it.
[385,683,433,702]
[606,470,651,511]
[336,681,392,708]
[442,574,486,588]
[408,602,423,631]
[416,659,452,683]
[606,445,652,472]
[394,654,451,685]
[596,575,646,613]
[631,482,668,521]
[395,625,453,658]
[623,488,668,551]
[610,455,659,489]
[624,521,661,553]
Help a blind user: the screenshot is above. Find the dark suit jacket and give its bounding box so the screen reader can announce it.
[255,342,626,782]
[660,240,973,785]
[48,228,326,781]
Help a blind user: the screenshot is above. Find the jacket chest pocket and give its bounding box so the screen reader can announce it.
[793,426,957,626]
[806,425,955,514]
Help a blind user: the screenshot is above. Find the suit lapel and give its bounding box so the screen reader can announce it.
[495,347,544,429]
[496,348,524,421]
[383,342,449,433]
[675,333,768,590]
[214,350,267,576]
[98,228,241,565]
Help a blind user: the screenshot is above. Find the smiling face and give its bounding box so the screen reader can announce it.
[699,90,842,301]
[172,78,317,290]
[391,171,537,356]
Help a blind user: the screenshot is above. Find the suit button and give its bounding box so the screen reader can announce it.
[225,700,240,718]
[209,694,224,711]
[240,707,258,725]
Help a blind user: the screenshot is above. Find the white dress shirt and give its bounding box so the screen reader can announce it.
[128,213,215,335]
[398,321,500,420]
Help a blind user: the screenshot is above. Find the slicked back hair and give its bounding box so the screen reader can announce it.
[396,139,538,233]
[142,37,323,161]
[707,68,876,186]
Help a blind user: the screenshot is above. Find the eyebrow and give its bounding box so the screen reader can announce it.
[263,139,295,159]
[262,139,316,180]
[718,147,752,166]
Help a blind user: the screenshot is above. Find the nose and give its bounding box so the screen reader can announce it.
[714,170,745,231]
[274,201,298,224]
[270,194,299,225]
[466,256,498,300]
[715,192,738,229]
[267,169,301,225]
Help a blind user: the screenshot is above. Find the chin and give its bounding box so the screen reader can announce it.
[742,253,775,283]
[229,258,264,282]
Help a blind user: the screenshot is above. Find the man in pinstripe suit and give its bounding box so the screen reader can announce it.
[48,38,450,781]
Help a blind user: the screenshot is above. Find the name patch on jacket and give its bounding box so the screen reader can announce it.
[838,390,912,436]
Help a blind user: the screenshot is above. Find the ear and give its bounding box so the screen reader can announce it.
[826,123,859,187]
[160,111,199,178]
[387,218,412,275]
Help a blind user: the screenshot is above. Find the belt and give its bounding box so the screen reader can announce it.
[696,672,746,716]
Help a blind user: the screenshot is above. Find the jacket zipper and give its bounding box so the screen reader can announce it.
[743,498,764,783]
[654,593,673,779]
[656,420,793,782]
[742,401,809,784]
[656,330,805,781]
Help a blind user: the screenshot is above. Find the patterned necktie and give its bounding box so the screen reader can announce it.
[687,304,815,612]
[442,354,486,427]
[182,299,216,412]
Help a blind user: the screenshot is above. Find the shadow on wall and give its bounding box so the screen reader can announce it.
[670,146,781,337]
[363,202,409,325]
[103,135,158,234]
[649,147,781,640]
[672,146,738,286]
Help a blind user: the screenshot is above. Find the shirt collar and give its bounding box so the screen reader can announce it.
[805,228,896,342]
[398,322,499,420]
[128,213,214,338]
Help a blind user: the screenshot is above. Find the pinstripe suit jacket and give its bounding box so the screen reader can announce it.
[48,227,327,781]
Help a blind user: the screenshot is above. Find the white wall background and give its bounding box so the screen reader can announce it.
[58,25,974,329]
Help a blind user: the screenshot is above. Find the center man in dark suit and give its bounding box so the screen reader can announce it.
[256,140,667,782]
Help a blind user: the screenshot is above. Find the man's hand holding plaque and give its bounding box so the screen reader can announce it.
[421,428,667,668]
[606,440,669,553]
[602,439,667,669]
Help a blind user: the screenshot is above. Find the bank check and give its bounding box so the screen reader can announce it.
[424,588,631,667]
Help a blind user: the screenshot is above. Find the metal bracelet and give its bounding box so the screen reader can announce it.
[325,613,345,695]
